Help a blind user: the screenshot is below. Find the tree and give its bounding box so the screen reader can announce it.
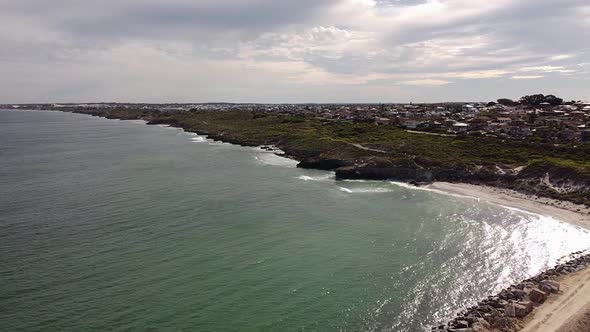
[497,98,517,106]
[486,101,497,107]
[519,94,546,106]
[544,95,563,106]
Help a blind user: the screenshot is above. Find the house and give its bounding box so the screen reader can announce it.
[400,118,424,129]
[570,111,586,119]
[452,122,469,133]
[486,122,508,133]
[430,121,444,129]
[467,117,490,130]
[539,102,552,108]
[375,117,391,126]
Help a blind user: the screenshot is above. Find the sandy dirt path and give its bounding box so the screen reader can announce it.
[520,267,590,332]
[348,143,387,153]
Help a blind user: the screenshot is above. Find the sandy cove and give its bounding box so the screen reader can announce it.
[428,182,590,231]
[429,182,590,332]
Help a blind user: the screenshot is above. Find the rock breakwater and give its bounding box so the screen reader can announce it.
[432,251,590,332]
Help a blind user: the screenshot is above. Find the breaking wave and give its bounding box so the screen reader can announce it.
[297,174,334,182]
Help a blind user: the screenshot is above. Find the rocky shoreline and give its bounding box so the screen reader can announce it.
[183,128,590,208]
[173,122,589,207]
[432,251,590,332]
[55,108,590,207]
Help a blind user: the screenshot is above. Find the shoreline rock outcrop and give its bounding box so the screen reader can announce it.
[59,108,590,207]
[297,158,351,170]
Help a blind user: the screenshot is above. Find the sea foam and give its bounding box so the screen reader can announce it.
[191,136,208,143]
[297,174,334,181]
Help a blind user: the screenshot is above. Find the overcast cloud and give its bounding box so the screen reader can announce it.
[1,0,589,103]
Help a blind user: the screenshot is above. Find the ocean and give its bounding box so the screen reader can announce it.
[1,109,589,331]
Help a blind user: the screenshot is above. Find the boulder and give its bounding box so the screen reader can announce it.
[477,305,492,313]
[455,320,469,328]
[517,300,534,314]
[513,289,527,300]
[529,288,547,303]
[476,318,491,329]
[514,304,529,318]
[471,323,488,332]
[297,158,349,170]
[540,280,560,293]
[504,303,516,317]
[539,283,553,294]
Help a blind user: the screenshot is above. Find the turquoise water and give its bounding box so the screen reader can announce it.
[1,109,589,331]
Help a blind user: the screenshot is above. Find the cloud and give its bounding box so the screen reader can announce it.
[444,70,511,79]
[550,54,574,61]
[401,79,452,86]
[511,75,544,80]
[518,66,576,73]
[0,0,589,102]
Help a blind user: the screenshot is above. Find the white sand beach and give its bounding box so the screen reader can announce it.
[428,182,590,231]
[429,182,590,332]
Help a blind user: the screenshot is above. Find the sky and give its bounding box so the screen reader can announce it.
[1,0,589,103]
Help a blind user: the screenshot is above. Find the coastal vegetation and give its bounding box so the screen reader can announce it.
[62,107,590,206]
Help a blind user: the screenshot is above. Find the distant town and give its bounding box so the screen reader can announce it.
[4,94,590,143]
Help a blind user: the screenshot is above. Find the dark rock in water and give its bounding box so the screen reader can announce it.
[195,130,209,136]
[146,118,178,126]
[335,167,406,180]
[335,166,434,181]
[410,180,432,187]
[297,158,350,170]
[205,132,260,147]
